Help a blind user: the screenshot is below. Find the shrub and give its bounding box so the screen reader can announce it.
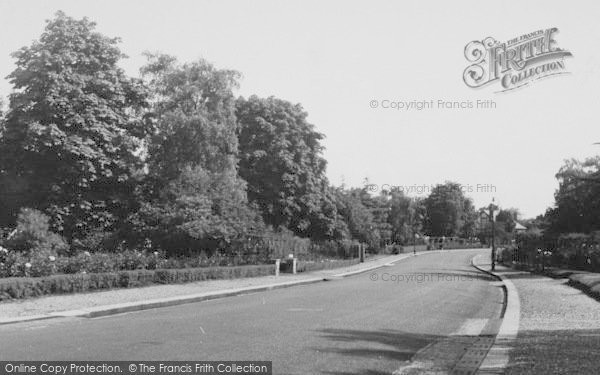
[117,250,150,270]
[1,251,28,277]
[3,208,69,256]
[70,230,119,254]
[71,253,117,274]
[27,250,59,277]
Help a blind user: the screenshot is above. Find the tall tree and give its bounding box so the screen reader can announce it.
[236,95,336,239]
[358,185,392,247]
[0,12,149,238]
[495,208,520,233]
[334,187,380,247]
[460,198,478,238]
[129,54,262,254]
[423,182,474,237]
[546,157,600,234]
[387,191,425,245]
[141,53,241,180]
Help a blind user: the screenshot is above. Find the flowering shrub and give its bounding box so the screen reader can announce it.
[0,249,271,277]
[118,250,151,270]
[0,249,56,277]
[27,250,58,277]
[70,230,118,254]
[0,251,26,277]
[3,208,69,256]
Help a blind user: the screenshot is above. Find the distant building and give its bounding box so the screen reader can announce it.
[514,221,527,232]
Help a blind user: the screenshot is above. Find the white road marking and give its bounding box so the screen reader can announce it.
[451,318,488,336]
[393,360,444,375]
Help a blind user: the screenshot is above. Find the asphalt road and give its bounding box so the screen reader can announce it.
[0,249,504,374]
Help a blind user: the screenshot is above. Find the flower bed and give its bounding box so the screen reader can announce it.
[0,249,272,278]
[0,264,275,301]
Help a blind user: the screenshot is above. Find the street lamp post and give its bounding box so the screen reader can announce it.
[480,199,499,271]
[413,231,416,255]
[491,204,496,271]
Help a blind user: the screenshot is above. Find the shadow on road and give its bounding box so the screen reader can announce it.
[313,328,441,375]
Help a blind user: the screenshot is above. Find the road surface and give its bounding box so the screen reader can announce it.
[0,249,503,374]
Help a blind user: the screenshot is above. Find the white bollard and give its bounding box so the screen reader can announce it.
[292,258,297,274]
[275,259,280,277]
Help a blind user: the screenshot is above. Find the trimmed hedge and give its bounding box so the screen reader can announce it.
[0,264,274,301]
[296,258,360,273]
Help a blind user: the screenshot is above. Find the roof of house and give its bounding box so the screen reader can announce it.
[514,221,527,231]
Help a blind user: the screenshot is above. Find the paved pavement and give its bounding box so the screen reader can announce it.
[502,266,600,375]
[476,261,600,375]
[0,249,503,375]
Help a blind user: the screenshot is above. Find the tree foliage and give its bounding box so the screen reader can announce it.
[236,95,336,239]
[126,166,263,255]
[127,54,263,253]
[545,157,600,234]
[387,191,425,244]
[0,12,149,238]
[495,208,519,233]
[333,188,380,247]
[423,182,476,237]
[141,52,241,180]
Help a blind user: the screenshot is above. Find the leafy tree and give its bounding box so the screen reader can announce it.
[126,166,263,255]
[0,12,149,239]
[130,54,263,253]
[358,185,392,247]
[545,157,600,234]
[387,191,425,245]
[476,219,512,245]
[333,187,380,248]
[423,182,474,237]
[141,52,241,180]
[460,198,478,238]
[475,205,521,245]
[496,208,520,233]
[236,95,336,239]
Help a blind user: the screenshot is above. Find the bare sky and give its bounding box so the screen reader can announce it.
[1,0,599,218]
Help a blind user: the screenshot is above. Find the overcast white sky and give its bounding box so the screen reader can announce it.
[1,0,599,218]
